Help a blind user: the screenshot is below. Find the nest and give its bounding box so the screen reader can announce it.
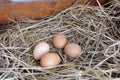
[0,0,120,80]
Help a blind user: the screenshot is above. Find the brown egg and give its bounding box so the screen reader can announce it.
[64,43,82,59]
[40,53,61,67]
[88,0,107,6]
[53,33,67,49]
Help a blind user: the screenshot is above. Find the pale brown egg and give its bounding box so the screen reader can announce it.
[64,43,82,59]
[33,42,50,60]
[40,53,61,67]
[53,33,67,49]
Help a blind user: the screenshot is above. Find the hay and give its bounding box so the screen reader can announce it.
[0,0,120,80]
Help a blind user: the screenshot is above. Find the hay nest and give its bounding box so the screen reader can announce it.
[0,0,120,80]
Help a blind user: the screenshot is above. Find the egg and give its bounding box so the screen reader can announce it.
[53,33,67,49]
[40,53,61,67]
[64,43,82,59]
[33,42,49,60]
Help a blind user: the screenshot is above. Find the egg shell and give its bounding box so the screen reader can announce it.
[53,33,67,49]
[64,43,82,59]
[40,53,61,67]
[33,42,49,60]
